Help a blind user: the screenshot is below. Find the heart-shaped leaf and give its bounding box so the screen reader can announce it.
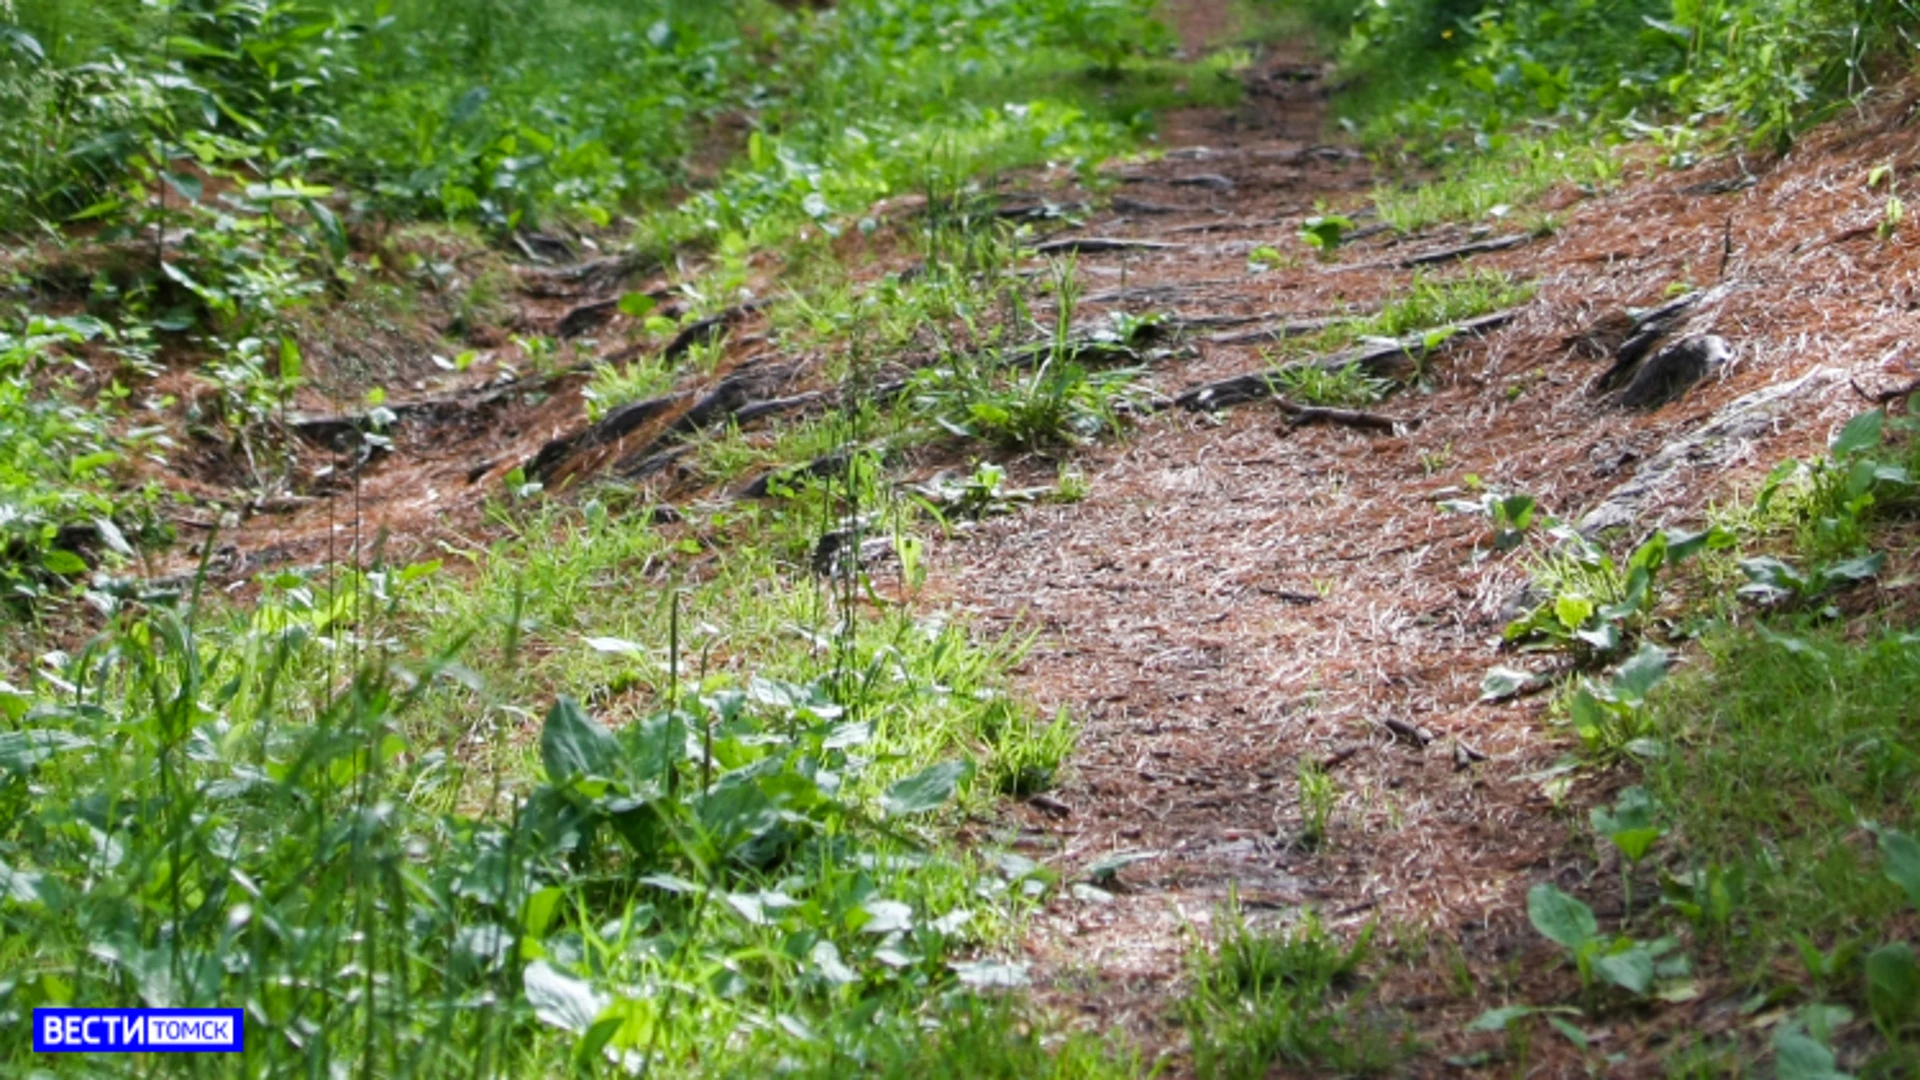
[525,959,609,1034]
[1527,883,1597,950]
[541,697,619,783]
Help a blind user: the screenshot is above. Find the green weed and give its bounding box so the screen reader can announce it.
[1273,361,1389,408]
[1184,910,1406,1078]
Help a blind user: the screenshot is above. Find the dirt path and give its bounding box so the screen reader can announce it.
[927,0,1896,1067]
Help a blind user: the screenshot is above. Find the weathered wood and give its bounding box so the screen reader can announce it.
[1394,232,1530,268]
[1616,335,1728,410]
[1276,400,1412,432]
[1208,317,1343,346]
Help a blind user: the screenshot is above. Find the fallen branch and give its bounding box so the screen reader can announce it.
[1275,400,1413,432]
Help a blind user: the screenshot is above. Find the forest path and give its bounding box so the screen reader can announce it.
[927,3,1579,1056]
[927,0,1878,1067]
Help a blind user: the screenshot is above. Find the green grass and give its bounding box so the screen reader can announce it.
[1269,268,1535,365]
[1182,911,1408,1078]
[0,412,1086,1075]
[1646,625,1920,967]
[1372,135,1623,234]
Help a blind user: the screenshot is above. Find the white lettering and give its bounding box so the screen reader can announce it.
[41,1015,62,1045]
[62,1017,82,1044]
[144,1015,233,1046]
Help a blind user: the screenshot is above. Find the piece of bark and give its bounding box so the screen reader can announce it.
[522,251,659,294]
[1027,793,1073,817]
[1616,335,1729,409]
[997,201,1089,221]
[1589,287,1720,394]
[526,390,690,481]
[1853,373,1920,404]
[292,367,587,447]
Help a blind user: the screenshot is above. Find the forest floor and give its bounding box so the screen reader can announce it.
[100,0,1920,1073]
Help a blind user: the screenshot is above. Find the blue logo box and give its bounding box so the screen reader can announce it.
[33,1008,244,1053]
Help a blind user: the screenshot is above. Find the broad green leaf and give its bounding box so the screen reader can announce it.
[1480,666,1539,701]
[1465,1004,1536,1032]
[1818,553,1884,586]
[809,940,857,986]
[522,886,565,938]
[1527,883,1597,950]
[1772,1029,1852,1080]
[1610,827,1664,862]
[617,292,656,318]
[1595,946,1655,995]
[1881,829,1920,910]
[881,759,970,816]
[1086,849,1160,883]
[0,857,49,906]
[0,729,93,775]
[41,549,86,576]
[160,171,204,203]
[1831,409,1885,456]
[584,637,646,656]
[540,696,619,782]
[524,959,608,1034]
[1591,786,1659,837]
[1865,943,1919,1031]
[1664,525,1735,562]
[1546,1015,1589,1048]
[951,960,1030,989]
[1554,594,1594,630]
[858,899,914,934]
[1611,643,1671,702]
[92,517,133,558]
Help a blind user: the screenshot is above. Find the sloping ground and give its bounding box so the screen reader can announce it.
[94,1,1920,1071]
[914,7,1920,1074]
